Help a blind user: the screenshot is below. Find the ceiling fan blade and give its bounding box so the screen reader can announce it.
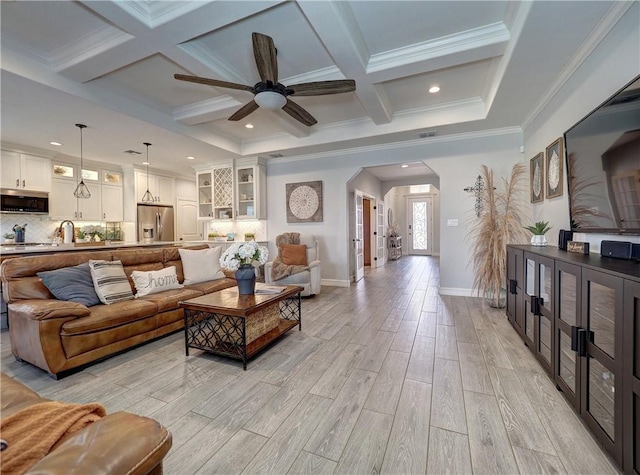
[287,80,356,96]
[228,100,259,121]
[282,99,317,126]
[252,32,278,84]
[174,74,254,93]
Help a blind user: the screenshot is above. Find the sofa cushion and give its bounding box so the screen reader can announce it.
[184,277,237,295]
[132,266,183,297]
[280,244,308,266]
[138,288,203,313]
[37,263,101,307]
[89,260,135,305]
[178,247,224,285]
[61,299,158,335]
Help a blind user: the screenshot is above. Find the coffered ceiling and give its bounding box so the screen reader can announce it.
[0,1,628,178]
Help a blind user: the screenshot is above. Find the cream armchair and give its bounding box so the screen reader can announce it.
[265,234,321,296]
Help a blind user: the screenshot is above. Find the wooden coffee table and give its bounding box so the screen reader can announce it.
[180,285,302,369]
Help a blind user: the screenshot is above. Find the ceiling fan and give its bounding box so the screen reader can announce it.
[174,32,356,126]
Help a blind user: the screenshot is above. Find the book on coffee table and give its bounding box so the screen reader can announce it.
[255,283,287,294]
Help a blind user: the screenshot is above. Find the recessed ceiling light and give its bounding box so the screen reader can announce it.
[429,86,440,93]
[245,123,254,129]
[401,164,409,168]
[142,161,149,165]
[50,141,62,146]
[186,156,195,160]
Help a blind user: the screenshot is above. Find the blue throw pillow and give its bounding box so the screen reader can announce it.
[37,263,101,307]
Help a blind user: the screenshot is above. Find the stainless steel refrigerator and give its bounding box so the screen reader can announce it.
[137,204,174,242]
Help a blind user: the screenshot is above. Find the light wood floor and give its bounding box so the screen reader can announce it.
[1,256,620,474]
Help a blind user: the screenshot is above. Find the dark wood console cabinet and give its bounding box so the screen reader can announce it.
[506,245,640,474]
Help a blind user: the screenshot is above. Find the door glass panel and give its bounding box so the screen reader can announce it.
[559,271,577,326]
[539,314,552,364]
[540,263,551,306]
[525,301,534,341]
[412,201,427,250]
[559,332,576,393]
[588,357,615,440]
[526,259,535,294]
[588,281,616,358]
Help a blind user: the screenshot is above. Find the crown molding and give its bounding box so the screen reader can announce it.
[116,0,203,28]
[172,96,243,124]
[521,1,634,131]
[266,126,522,164]
[1,35,51,66]
[51,26,133,73]
[178,42,249,86]
[367,22,509,80]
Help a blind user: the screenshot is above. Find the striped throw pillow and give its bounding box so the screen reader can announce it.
[88,260,134,305]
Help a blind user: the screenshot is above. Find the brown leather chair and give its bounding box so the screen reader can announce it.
[0,372,172,474]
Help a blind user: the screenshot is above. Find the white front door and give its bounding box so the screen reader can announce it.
[376,200,386,268]
[354,189,364,282]
[176,198,199,241]
[407,196,433,256]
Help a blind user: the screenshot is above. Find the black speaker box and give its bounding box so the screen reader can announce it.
[558,230,573,250]
[600,240,633,259]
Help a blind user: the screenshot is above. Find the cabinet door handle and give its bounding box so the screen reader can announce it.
[22,180,25,188]
[80,212,83,218]
[16,179,19,187]
[103,212,106,219]
[570,326,593,357]
[530,295,541,316]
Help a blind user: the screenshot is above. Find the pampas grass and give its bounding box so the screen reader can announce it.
[469,163,528,306]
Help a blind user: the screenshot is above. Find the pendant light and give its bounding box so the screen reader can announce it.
[141,142,154,203]
[73,124,91,199]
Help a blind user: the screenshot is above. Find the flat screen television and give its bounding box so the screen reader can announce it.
[564,75,640,235]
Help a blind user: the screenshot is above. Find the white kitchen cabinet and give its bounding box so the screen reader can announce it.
[197,171,214,219]
[212,164,234,221]
[101,184,123,221]
[1,151,50,192]
[235,158,266,220]
[77,191,101,220]
[49,179,77,220]
[135,169,175,205]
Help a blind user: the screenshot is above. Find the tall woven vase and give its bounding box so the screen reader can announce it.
[235,264,256,295]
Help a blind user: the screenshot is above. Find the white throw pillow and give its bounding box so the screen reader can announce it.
[179,247,225,285]
[88,260,134,305]
[131,266,183,297]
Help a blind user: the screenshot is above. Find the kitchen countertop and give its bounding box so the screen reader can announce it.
[0,241,187,256]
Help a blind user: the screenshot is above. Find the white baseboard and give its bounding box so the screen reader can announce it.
[322,279,350,288]
[439,287,475,297]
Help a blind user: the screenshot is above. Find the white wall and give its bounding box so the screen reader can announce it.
[175,177,196,201]
[524,3,640,250]
[266,129,523,291]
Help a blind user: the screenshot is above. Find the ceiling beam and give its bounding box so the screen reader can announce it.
[298,1,393,125]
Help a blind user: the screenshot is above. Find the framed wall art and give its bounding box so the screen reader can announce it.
[530,152,544,203]
[546,137,564,199]
[286,180,323,223]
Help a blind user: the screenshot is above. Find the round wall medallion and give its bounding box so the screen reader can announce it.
[286,181,323,223]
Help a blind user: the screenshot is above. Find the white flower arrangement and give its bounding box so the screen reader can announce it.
[219,241,269,271]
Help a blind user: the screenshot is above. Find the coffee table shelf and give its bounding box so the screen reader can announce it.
[180,285,302,369]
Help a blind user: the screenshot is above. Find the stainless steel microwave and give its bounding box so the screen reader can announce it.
[0,189,49,214]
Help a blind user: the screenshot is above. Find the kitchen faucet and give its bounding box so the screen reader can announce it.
[57,220,75,243]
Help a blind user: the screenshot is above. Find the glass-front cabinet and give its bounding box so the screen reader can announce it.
[235,157,266,220]
[581,269,623,463]
[523,252,554,374]
[197,171,213,219]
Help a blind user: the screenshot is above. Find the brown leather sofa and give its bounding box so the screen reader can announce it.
[1,245,236,378]
[1,372,172,474]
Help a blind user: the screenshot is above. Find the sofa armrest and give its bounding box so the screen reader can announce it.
[27,411,172,475]
[264,261,274,284]
[9,300,90,321]
[308,260,320,269]
[309,260,321,295]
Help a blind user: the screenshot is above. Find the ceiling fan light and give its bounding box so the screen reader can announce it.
[255,91,286,110]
